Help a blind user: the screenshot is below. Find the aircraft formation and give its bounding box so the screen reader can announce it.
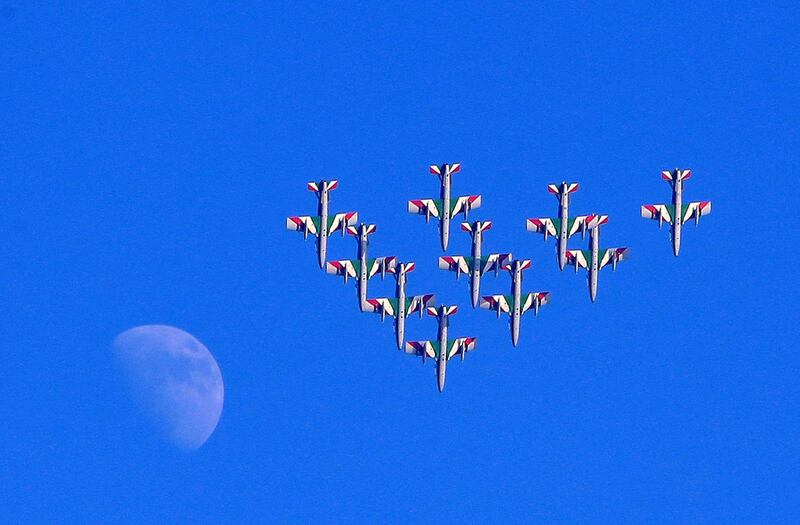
[287,165,713,392]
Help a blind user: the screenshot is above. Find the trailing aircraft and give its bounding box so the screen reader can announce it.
[407,163,482,251]
[405,305,477,392]
[286,180,359,268]
[480,259,550,347]
[363,261,436,349]
[566,215,629,302]
[641,169,712,256]
[439,221,512,308]
[526,182,598,270]
[326,223,396,311]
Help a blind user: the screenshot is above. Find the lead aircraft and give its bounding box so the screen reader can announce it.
[286,180,359,268]
[405,305,477,392]
[438,221,512,308]
[407,163,482,251]
[325,223,396,311]
[363,261,436,349]
[566,215,629,302]
[641,169,712,256]
[526,182,597,270]
[480,259,550,347]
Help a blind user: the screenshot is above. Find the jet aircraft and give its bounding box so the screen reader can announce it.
[326,223,396,311]
[439,221,512,308]
[286,180,359,268]
[405,305,477,392]
[407,163,482,251]
[641,169,712,256]
[566,215,629,302]
[480,259,550,347]
[363,261,436,349]
[526,182,597,270]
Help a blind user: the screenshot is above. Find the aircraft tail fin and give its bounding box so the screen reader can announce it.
[548,182,579,198]
[461,220,492,236]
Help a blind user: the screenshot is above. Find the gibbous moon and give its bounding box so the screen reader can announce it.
[113,325,224,450]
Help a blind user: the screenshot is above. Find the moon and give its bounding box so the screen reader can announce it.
[113,325,224,450]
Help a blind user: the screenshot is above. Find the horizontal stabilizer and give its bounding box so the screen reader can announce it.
[548,182,579,195]
[429,163,461,178]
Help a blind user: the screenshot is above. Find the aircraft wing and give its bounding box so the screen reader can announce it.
[641,204,674,224]
[286,215,321,237]
[363,297,398,318]
[599,248,630,270]
[479,253,513,275]
[447,337,477,360]
[526,217,560,237]
[566,216,598,239]
[327,212,359,236]
[566,249,590,270]
[439,255,472,275]
[366,256,397,279]
[450,195,482,216]
[521,292,551,315]
[406,294,436,316]
[480,294,512,314]
[405,340,439,359]
[326,259,359,279]
[408,199,443,219]
[682,201,712,222]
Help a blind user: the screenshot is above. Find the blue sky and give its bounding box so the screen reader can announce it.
[2,2,799,523]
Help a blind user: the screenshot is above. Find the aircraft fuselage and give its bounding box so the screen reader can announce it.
[357,226,370,311]
[557,184,570,271]
[470,228,483,307]
[671,179,683,257]
[440,172,452,250]
[436,313,449,392]
[394,269,407,350]
[511,262,523,347]
[589,226,600,302]
[317,183,330,268]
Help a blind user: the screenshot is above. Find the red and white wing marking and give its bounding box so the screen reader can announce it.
[325,259,358,279]
[329,212,359,235]
[364,297,396,317]
[641,204,673,224]
[307,181,320,192]
[526,218,558,237]
[599,248,630,269]
[522,292,551,314]
[566,249,589,270]
[286,215,318,236]
[452,195,482,216]
[407,199,441,218]
[407,294,436,316]
[439,255,471,275]
[480,295,510,314]
[682,201,712,222]
[325,180,339,192]
[518,259,532,271]
[368,256,397,279]
[405,340,436,359]
[447,337,477,360]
